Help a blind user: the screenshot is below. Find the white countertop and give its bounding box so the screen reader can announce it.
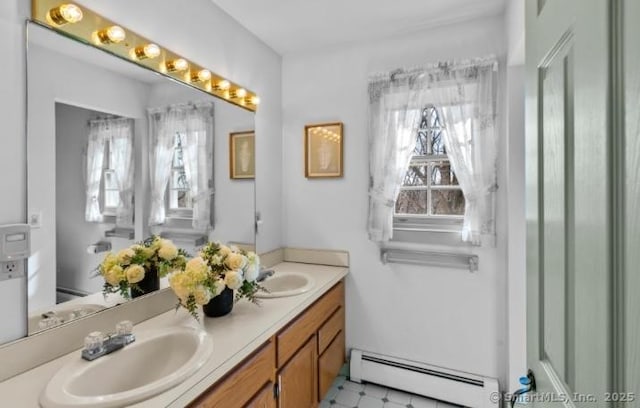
[0,262,348,408]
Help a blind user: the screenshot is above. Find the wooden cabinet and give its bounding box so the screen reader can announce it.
[246,383,276,408]
[189,280,345,408]
[277,336,317,408]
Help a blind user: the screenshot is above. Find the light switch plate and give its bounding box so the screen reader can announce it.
[29,212,42,229]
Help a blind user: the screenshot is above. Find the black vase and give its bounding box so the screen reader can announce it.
[131,267,160,298]
[203,287,234,317]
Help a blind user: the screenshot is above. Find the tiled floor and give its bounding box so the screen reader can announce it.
[320,374,463,408]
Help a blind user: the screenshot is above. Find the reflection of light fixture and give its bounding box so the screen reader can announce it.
[213,79,230,91]
[231,88,247,99]
[191,69,211,82]
[96,25,126,44]
[133,43,161,60]
[246,95,260,105]
[165,58,188,72]
[48,4,83,25]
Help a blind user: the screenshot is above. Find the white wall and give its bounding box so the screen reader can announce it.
[282,15,510,386]
[28,44,150,311]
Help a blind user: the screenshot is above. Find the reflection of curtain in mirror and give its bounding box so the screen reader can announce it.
[85,122,106,222]
[182,105,214,231]
[148,102,214,229]
[108,118,135,228]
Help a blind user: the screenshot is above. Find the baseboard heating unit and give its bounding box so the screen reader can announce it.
[350,350,499,408]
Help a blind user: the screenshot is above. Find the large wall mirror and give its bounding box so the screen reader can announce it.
[23,22,255,338]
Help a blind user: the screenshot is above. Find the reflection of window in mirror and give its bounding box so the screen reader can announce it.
[167,132,193,218]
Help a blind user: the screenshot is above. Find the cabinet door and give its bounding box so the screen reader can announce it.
[278,336,317,408]
[318,331,345,401]
[246,382,276,408]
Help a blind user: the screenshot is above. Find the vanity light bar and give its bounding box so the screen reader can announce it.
[31,0,259,112]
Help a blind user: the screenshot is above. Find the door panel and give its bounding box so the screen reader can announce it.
[526,0,611,406]
[278,336,317,408]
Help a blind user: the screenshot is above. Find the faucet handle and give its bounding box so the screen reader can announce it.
[115,320,135,345]
[84,331,106,355]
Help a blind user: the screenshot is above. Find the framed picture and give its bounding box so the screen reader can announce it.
[304,122,343,178]
[229,130,255,179]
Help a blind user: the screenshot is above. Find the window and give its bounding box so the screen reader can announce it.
[394,105,465,229]
[167,132,193,218]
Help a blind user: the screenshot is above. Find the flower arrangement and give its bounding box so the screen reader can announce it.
[169,242,262,319]
[99,236,188,299]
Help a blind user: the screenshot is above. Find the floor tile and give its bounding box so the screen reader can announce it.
[320,401,331,408]
[383,402,407,408]
[333,375,347,387]
[343,380,365,392]
[335,389,361,407]
[323,385,340,401]
[386,388,412,405]
[359,395,385,408]
[411,395,438,408]
[364,383,388,398]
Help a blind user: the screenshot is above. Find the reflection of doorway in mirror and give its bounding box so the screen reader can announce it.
[229,131,255,179]
[305,122,343,178]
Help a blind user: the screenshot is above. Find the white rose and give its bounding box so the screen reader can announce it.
[117,248,135,264]
[225,253,247,270]
[229,245,240,253]
[193,285,212,305]
[158,239,178,260]
[125,264,145,284]
[213,279,227,296]
[243,263,259,282]
[224,270,243,290]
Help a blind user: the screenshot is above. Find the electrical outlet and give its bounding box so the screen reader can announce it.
[0,261,24,281]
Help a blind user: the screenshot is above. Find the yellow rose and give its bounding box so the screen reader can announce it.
[125,264,145,284]
[117,248,135,264]
[185,257,209,282]
[224,270,243,290]
[225,253,247,271]
[140,247,155,260]
[101,253,118,273]
[104,265,125,286]
[150,237,162,251]
[169,272,191,300]
[218,245,231,257]
[158,239,178,260]
[193,285,211,305]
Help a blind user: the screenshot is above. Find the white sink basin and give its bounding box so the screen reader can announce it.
[40,326,213,408]
[256,272,315,298]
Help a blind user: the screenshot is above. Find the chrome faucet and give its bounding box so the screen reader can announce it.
[256,268,275,282]
[81,320,135,361]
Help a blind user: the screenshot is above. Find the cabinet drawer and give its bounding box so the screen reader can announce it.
[318,330,345,401]
[277,281,344,368]
[318,306,344,355]
[189,341,275,408]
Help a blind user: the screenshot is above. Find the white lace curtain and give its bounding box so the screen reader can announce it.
[84,118,134,225]
[367,57,498,244]
[147,102,214,231]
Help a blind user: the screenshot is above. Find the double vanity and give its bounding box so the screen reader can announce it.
[0,261,348,407]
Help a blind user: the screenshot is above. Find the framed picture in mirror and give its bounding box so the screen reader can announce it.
[304,122,343,178]
[229,131,255,179]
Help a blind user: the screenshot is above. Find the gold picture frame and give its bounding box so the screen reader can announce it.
[229,131,255,179]
[304,122,343,178]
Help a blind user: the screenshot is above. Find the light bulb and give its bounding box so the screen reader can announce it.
[214,80,230,90]
[48,4,83,25]
[165,58,188,72]
[247,95,260,105]
[133,43,161,60]
[192,69,211,82]
[232,88,247,99]
[97,25,126,44]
